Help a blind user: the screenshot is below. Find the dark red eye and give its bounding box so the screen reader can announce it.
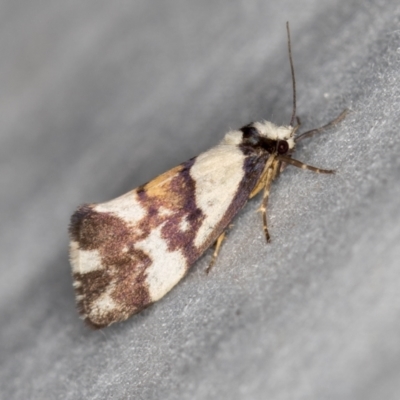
[241,126,260,146]
[277,140,289,154]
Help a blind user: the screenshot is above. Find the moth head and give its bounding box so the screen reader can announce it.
[238,121,295,155]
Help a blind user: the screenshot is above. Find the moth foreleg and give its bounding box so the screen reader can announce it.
[258,166,275,243]
[276,155,335,174]
[206,231,227,274]
[249,156,275,199]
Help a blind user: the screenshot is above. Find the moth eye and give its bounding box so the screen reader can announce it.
[241,126,260,145]
[277,140,289,154]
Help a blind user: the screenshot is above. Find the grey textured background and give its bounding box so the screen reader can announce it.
[1,1,400,399]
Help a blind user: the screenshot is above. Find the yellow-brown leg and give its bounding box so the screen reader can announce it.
[276,155,335,174]
[206,232,226,274]
[271,158,282,180]
[258,166,275,243]
[249,156,275,199]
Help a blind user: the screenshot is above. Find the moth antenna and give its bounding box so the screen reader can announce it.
[286,22,297,127]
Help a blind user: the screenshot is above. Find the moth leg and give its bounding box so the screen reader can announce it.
[259,166,275,243]
[295,109,348,143]
[272,158,283,180]
[206,231,227,274]
[277,155,335,174]
[249,156,275,199]
[250,173,267,199]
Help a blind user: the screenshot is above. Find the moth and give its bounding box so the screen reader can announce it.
[69,23,347,328]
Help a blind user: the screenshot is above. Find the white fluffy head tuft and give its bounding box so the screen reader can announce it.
[254,121,295,149]
[253,121,293,140]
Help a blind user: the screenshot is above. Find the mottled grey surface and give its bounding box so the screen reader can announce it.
[1,1,400,399]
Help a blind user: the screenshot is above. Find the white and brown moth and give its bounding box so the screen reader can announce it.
[69,24,347,328]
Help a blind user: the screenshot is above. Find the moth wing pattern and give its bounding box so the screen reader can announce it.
[69,22,346,329]
[69,139,268,328]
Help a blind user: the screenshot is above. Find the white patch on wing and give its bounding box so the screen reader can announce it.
[159,207,173,217]
[190,143,245,248]
[70,241,103,274]
[92,290,118,315]
[179,216,190,232]
[221,130,242,145]
[137,225,187,301]
[95,190,146,224]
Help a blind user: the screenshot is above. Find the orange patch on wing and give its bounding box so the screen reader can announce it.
[143,164,188,209]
